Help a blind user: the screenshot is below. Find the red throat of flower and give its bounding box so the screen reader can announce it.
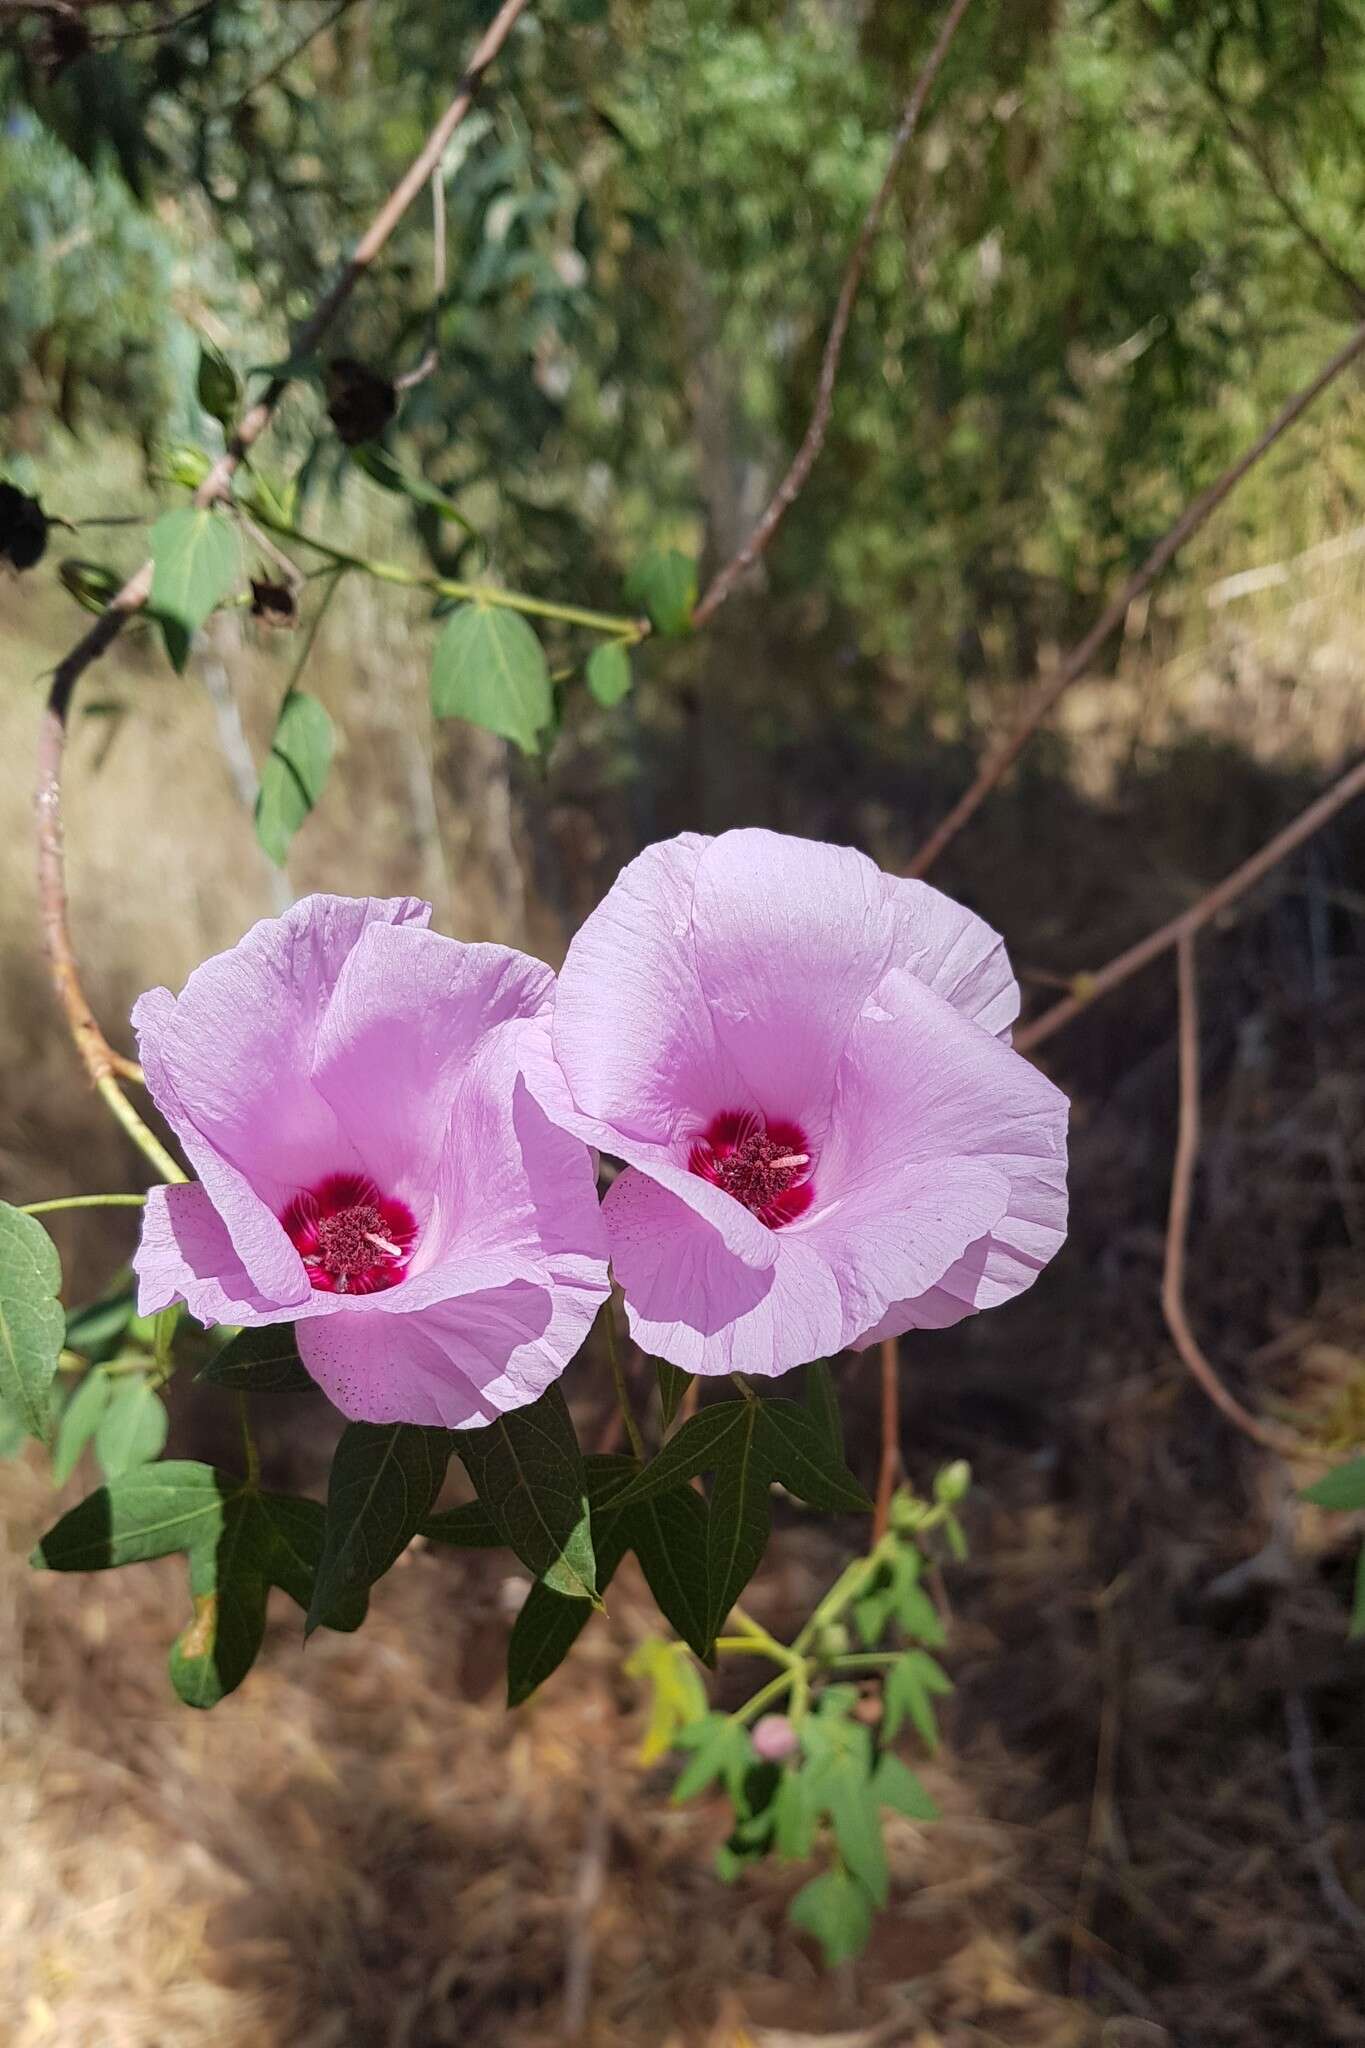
[688,1110,815,1228]
[281,1173,417,1294]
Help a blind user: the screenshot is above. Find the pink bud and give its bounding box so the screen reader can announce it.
[752,1713,799,1763]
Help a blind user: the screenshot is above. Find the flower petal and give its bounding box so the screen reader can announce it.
[311,923,554,1208]
[882,874,1019,1039]
[137,895,430,1296]
[604,1168,843,1376]
[133,1181,337,1329]
[553,833,751,1146]
[692,830,896,1115]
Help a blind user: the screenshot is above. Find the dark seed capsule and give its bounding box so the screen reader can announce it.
[0,483,49,572]
[250,578,299,628]
[324,357,397,447]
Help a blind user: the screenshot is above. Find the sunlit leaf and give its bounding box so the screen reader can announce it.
[0,1202,65,1444]
[431,603,552,754]
[255,690,333,865]
[149,507,241,670]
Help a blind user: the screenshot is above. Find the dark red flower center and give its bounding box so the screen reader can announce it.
[688,1110,815,1229]
[280,1173,417,1295]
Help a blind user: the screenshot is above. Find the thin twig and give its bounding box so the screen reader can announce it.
[31,0,532,1147]
[908,319,1365,876]
[1160,932,1312,1457]
[1015,753,1365,1054]
[690,0,974,629]
[225,0,359,118]
[872,1336,900,1544]
[1283,1688,1365,1942]
[395,164,448,392]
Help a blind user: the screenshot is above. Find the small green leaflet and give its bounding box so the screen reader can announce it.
[255,691,334,865]
[873,1751,939,1821]
[1302,1458,1365,1512]
[882,1647,953,1748]
[705,1398,774,1642]
[453,1383,596,1603]
[431,603,552,755]
[656,1360,691,1430]
[586,641,632,707]
[94,1376,168,1479]
[33,1462,367,1707]
[52,1370,112,1485]
[197,1324,315,1393]
[350,442,476,535]
[306,1422,450,1635]
[0,1202,65,1444]
[624,548,695,636]
[671,1712,754,1803]
[196,338,241,429]
[789,1868,873,1966]
[627,1637,709,1762]
[149,507,242,670]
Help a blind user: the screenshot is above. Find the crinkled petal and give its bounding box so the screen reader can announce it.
[133,1181,339,1329]
[553,834,753,1147]
[135,896,429,1297]
[311,923,553,1209]
[691,830,896,1116]
[134,987,311,1306]
[604,1168,843,1377]
[881,874,1019,1039]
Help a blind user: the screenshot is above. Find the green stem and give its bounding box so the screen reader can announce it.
[729,1667,796,1726]
[96,1076,187,1184]
[791,1538,896,1660]
[237,1393,260,1489]
[254,513,645,640]
[152,1305,180,1387]
[827,1653,898,1672]
[21,1193,148,1216]
[724,1604,799,1667]
[602,1298,645,1462]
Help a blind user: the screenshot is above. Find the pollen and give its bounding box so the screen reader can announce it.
[688,1110,815,1229]
[281,1173,417,1295]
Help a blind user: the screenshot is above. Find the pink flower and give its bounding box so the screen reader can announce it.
[752,1712,799,1763]
[551,830,1068,1377]
[132,895,610,1428]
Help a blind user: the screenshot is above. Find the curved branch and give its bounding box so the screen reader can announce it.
[908,320,1365,877]
[690,0,975,630]
[31,0,532,1148]
[1161,934,1309,1457]
[1015,753,1365,1054]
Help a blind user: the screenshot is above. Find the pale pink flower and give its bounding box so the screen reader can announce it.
[132,895,610,1427]
[551,830,1068,1377]
[752,1712,799,1763]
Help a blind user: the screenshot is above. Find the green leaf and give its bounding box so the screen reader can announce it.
[826,1758,888,1906]
[149,507,241,670]
[596,1398,756,1510]
[306,1423,450,1634]
[94,1377,168,1479]
[1302,1458,1365,1511]
[706,1399,774,1639]
[773,1767,820,1860]
[196,338,241,428]
[804,1359,844,1459]
[625,1484,712,1661]
[656,1361,691,1430]
[624,548,695,636]
[255,690,333,865]
[883,1649,953,1749]
[586,641,633,707]
[453,1383,596,1601]
[672,1712,753,1803]
[789,1867,874,1966]
[52,1369,112,1486]
[0,1202,65,1444]
[623,1634,709,1758]
[502,1464,637,1704]
[65,1279,135,1363]
[197,1325,315,1394]
[894,1578,947,1648]
[873,1752,939,1822]
[0,1405,27,1460]
[421,1497,503,1547]
[33,1460,231,1571]
[755,1398,871,1513]
[431,603,552,754]
[350,442,476,535]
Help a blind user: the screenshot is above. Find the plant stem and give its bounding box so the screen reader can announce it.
[729,1667,796,1726]
[96,1076,187,1184]
[828,1653,898,1671]
[253,513,647,639]
[20,1193,148,1216]
[602,1298,645,1462]
[718,1606,801,1668]
[237,1393,260,1488]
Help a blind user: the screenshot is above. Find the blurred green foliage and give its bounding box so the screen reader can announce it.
[4,0,1365,675]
